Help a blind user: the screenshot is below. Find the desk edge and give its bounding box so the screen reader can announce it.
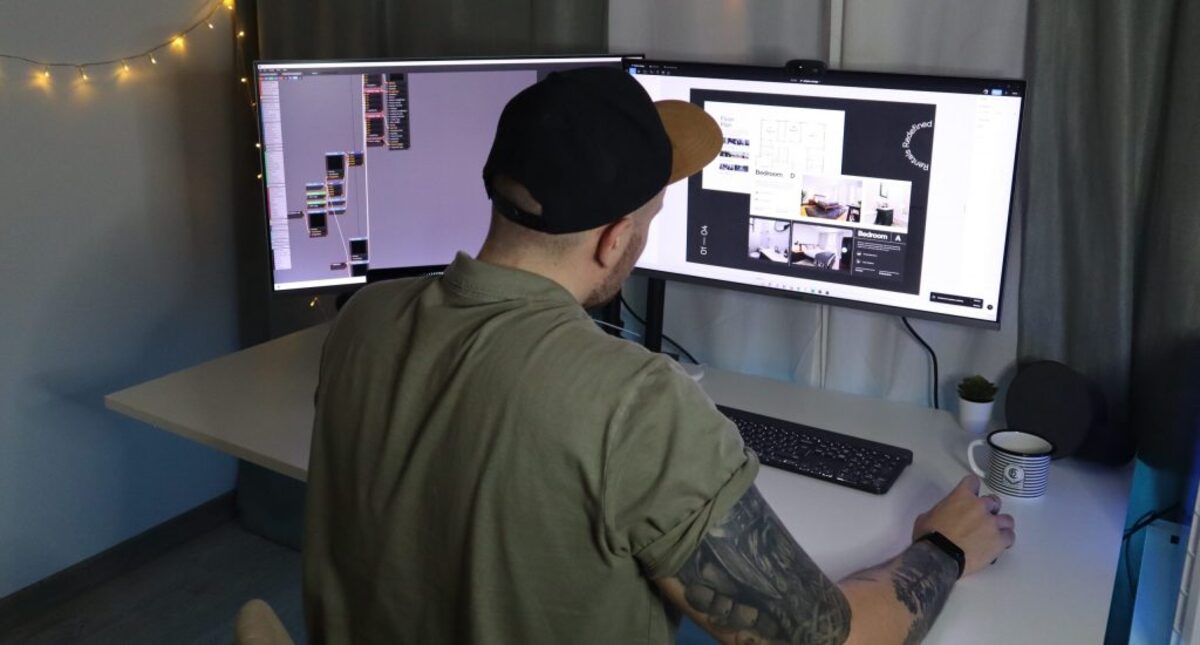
[103,394,309,482]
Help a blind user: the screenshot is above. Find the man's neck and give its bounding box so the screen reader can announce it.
[476,246,590,304]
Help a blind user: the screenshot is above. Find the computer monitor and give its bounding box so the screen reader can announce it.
[628,60,1025,327]
[256,55,629,292]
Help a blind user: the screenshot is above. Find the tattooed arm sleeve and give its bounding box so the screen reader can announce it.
[654,485,958,645]
[837,539,959,645]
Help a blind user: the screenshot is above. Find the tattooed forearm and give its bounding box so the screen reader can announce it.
[841,540,958,645]
[891,541,957,644]
[672,486,851,644]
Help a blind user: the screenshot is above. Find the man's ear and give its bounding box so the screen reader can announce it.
[594,216,634,268]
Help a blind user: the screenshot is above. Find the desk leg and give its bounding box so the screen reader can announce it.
[235,461,305,551]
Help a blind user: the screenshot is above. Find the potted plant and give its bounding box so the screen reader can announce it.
[957,375,997,434]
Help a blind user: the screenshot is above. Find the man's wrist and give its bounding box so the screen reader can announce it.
[915,531,965,579]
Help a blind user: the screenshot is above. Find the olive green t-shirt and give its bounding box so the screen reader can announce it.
[304,253,759,645]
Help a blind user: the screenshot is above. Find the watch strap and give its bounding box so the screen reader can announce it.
[917,531,965,579]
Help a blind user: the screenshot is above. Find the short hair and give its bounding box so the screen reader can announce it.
[483,176,589,256]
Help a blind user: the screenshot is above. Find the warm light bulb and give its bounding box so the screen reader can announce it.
[255,142,262,149]
[224,0,235,9]
[240,76,248,83]
[256,173,263,179]
[150,54,158,65]
[207,22,215,29]
[173,35,185,47]
[122,61,131,73]
[42,67,51,79]
[237,30,245,38]
[78,67,88,81]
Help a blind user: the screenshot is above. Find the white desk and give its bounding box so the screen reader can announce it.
[106,323,326,481]
[106,324,1131,644]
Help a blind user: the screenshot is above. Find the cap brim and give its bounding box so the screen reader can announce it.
[656,100,723,185]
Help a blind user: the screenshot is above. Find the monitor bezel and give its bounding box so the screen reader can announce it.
[626,58,1026,330]
[254,53,638,296]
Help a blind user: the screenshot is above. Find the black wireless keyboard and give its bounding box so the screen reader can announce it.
[719,405,913,495]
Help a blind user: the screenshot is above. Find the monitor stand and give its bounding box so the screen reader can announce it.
[643,277,666,353]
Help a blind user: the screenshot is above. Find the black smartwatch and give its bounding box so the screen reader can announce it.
[917,531,965,579]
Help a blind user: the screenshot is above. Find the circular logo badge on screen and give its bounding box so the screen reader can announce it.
[902,120,934,172]
[1005,465,1025,484]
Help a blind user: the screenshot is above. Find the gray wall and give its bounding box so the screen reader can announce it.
[0,0,240,597]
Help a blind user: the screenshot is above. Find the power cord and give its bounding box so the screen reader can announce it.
[1122,503,1180,598]
[618,294,700,364]
[901,316,940,409]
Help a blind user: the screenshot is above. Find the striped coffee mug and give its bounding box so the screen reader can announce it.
[967,430,1054,498]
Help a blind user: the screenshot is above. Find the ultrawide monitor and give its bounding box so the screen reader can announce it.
[628,60,1025,327]
[256,55,627,292]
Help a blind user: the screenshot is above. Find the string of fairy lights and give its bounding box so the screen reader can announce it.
[0,0,253,104]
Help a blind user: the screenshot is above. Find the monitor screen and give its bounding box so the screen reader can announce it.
[628,60,1024,326]
[256,55,628,292]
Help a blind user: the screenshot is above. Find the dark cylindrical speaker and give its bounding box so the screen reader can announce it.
[1006,360,1129,464]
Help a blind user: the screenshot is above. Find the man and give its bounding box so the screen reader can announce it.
[304,67,1015,644]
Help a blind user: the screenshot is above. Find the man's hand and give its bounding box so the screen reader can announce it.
[836,475,1018,644]
[912,474,1016,576]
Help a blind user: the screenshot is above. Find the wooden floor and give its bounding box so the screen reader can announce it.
[3,522,305,645]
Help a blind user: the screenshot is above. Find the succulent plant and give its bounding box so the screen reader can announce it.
[958,374,997,403]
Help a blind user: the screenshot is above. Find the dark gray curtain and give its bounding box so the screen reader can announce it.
[1021,2,1200,641]
[257,0,607,59]
[1020,0,1200,467]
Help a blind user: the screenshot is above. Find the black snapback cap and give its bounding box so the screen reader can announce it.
[482,67,721,235]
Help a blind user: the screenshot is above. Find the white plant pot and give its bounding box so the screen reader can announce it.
[957,398,994,434]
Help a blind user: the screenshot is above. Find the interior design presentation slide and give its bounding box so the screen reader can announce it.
[686,88,936,294]
[631,63,1024,323]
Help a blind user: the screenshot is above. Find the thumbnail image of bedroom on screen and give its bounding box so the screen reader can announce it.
[747,217,794,264]
[799,174,912,231]
[790,223,854,272]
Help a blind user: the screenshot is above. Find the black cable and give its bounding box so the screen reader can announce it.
[1123,504,1180,540]
[1125,537,1135,598]
[617,294,645,325]
[618,294,700,364]
[901,316,939,409]
[1121,503,1180,597]
[666,335,700,365]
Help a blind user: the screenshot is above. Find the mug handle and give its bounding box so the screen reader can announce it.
[967,439,987,478]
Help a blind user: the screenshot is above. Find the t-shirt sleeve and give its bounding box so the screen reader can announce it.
[602,357,760,579]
